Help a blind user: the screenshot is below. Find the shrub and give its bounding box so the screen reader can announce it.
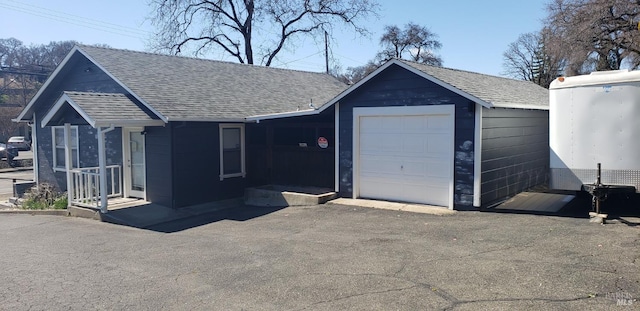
[21,183,67,210]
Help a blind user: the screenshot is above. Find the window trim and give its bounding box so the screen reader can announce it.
[52,125,79,172]
[219,123,245,181]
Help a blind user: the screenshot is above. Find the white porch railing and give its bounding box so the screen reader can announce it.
[69,165,122,209]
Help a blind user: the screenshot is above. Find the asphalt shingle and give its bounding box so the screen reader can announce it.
[78,45,348,121]
[397,59,549,109]
[63,91,159,124]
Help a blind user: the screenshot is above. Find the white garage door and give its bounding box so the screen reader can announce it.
[355,106,454,207]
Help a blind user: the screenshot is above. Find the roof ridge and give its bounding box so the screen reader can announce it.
[64,91,126,96]
[397,58,539,85]
[76,44,334,77]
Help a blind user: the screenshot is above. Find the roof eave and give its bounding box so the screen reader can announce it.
[317,59,495,113]
[246,109,319,121]
[166,117,248,123]
[41,93,167,128]
[93,120,166,128]
[41,92,97,128]
[490,102,549,110]
[393,60,494,109]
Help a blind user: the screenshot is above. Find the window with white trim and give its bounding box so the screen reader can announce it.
[219,124,245,180]
[52,126,79,171]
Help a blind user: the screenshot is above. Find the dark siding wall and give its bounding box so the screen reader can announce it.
[480,108,549,206]
[32,53,128,191]
[246,109,335,189]
[171,122,245,208]
[145,125,173,207]
[338,64,476,208]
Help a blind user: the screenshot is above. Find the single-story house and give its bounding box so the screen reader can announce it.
[14,45,345,212]
[15,46,549,212]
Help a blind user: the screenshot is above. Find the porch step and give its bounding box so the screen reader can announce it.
[68,205,101,220]
[244,185,337,207]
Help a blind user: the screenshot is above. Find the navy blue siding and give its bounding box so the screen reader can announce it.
[245,110,335,189]
[145,125,173,207]
[171,122,245,208]
[31,53,127,192]
[480,108,549,205]
[338,64,476,209]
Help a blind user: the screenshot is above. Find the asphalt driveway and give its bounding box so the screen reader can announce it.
[0,204,638,310]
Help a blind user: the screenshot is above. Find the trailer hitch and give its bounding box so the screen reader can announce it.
[583,163,636,222]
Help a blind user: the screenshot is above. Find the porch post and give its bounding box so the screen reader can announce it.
[64,123,72,208]
[98,126,115,213]
[98,127,108,213]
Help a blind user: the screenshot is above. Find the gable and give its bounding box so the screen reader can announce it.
[15,49,135,122]
[339,63,471,106]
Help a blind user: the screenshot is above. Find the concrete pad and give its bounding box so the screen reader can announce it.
[245,185,337,207]
[328,198,456,215]
[494,192,575,213]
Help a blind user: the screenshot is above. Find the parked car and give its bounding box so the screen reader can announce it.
[1,143,18,161]
[8,136,30,151]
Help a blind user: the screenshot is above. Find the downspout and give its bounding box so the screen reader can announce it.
[64,123,73,208]
[98,125,115,213]
[31,113,38,183]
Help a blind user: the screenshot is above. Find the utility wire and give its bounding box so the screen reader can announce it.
[0,0,151,39]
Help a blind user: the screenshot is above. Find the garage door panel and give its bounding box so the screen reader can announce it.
[360,156,403,175]
[428,114,451,130]
[360,133,403,152]
[357,110,453,207]
[427,158,451,178]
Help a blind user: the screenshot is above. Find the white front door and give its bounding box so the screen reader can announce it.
[123,128,146,199]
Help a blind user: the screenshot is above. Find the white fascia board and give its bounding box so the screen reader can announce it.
[167,117,247,123]
[246,109,319,121]
[317,61,400,112]
[392,60,493,109]
[75,47,168,123]
[41,93,96,128]
[491,102,549,110]
[252,61,402,122]
[15,46,82,122]
[94,120,166,128]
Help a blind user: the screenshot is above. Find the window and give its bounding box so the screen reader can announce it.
[52,126,79,171]
[219,124,245,180]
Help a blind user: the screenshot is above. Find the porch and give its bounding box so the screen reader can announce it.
[40,91,165,213]
[69,164,146,210]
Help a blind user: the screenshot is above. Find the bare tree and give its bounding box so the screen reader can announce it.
[332,60,378,84]
[544,0,640,75]
[377,22,442,65]
[502,31,563,88]
[149,0,380,66]
[0,107,22,142]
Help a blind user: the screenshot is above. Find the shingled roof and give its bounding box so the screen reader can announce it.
[19,45,347,124]
[397,59,549,109]
[80,45,348,120]
[41,92,164,128]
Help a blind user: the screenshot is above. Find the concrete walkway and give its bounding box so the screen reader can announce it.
[328,198,456,215]
[69,198,244,229]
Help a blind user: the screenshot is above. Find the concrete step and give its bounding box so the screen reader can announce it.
[245,185,337,207]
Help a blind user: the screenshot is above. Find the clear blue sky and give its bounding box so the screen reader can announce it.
[0,0,548,77]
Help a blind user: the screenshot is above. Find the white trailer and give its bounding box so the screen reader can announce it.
[549,70,640,199]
